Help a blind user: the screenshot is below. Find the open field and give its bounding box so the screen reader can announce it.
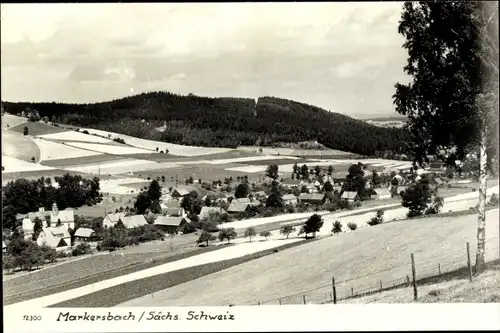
[81,128,233,157]
[37,130,114,143]
[3,244,229,306]
[1,129,40,162]
[343,264,500,303]
[118,209,500,307]
[40,154,129,167]
[238,146,358,157]
[1,156,55,173]
[2,114,28,129]
[9,122,66,136]
[208,155,300,165]
[64,142,154,155]
[125,150,260,162]
[61,158,178,175]
[34,138,103,161]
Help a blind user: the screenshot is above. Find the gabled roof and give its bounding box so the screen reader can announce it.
[38,227,70,248]
[104,212,126,223]
[162,200,182,209]
[298,193,325,201]
[298,193,310,200]
[48,226,71,238]
[341,191,358,199]
[74,227,95,238]
[227,202,250,212]
[154,216,188,227]
[50,210,74,223]
[233,197,251,204]
[198,206,226,220]
[282,194,297,200]
[122,215,148,229]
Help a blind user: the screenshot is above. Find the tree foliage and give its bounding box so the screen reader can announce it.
[302,214,324,238]
[235,183,250,199]
[244,227,257,242]
[218,227,237,244]
[280,225,296,239]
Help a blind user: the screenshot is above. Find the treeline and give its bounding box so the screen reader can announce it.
[2,174,102,229]
[2,92,411,156]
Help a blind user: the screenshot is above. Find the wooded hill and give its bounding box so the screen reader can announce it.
[2,92,410,157]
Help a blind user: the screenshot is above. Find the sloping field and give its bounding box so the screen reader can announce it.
[125,150,260,163]
[209,155,300,165]
[1,114,27,129]
[62,159,179,175]
[64,142,153,155]
[118,209,500,307]
[34,138,103,161]
[10,122,66,136]
[40,154,129,167]
[1,129,40,162]
[1,156,55,173]
[37,131,114,143]
[81,128,233,157]
[343,266,500,303]
[99,177,155,194]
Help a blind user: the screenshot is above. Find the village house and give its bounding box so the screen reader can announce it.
[49,202,75,229]
[341,191,359,202]
[198,206,226,220]
[227,201,254,213]
[281,179,302,188]
[36,226,71,251]
[154,216,190,234]
[122,215,148,229]
[298,193,326,205]
[171,186,197,199]
[74,228,96,244]
[371,188,392,200]
[253,191,267,199]
[102,212,126,228]
[282,194,298,206]
[21,208,49,240]
[161,200,187,217]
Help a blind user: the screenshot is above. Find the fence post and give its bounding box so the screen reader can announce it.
[332,277,337,304]
[379,280,383,291]
[279,298,282,305]
[406,275,410,286]
[330,292,333,303]
[438,263,441,276]
[466,242,473,282]
[411,253,418,300]
[351,286,354,297]
[258,301,261,306]
[303,295,306,305]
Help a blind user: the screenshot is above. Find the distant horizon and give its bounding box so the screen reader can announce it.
[1,3,410,119]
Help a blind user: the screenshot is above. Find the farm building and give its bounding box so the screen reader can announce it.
[102,212,126,228]
[298,193,325,205]
[122,215,148,229]
[154,216,190,234]
[21,208,49,240]
[282,194,298,206]
[198,206,226,220]
[36,226,71,251]
[281,179,302,188]
[49,202,75,229]
[232,197,262,206]
[74,228,96,243]
[341,191,359,202]
[161,200,187,217]
[227,202,254,213]
[171,186,197,198]
[371,188,392,200]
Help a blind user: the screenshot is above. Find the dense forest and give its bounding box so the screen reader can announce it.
[2,92,411,157]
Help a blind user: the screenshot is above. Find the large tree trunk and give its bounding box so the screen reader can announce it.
[475,131,488,274]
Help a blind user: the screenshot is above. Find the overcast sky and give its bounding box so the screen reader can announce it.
[1,2,410,118]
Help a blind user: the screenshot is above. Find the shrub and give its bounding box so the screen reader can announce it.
[489,193,499,206]
[280,225,296,239]
[347,222,357,230]
[259,230,272,240]
[197,231,217,246]
[218,228,237,244]
[367,209,384,226]
[71,243,92,256]
[331,221,342,234]
[23,126,29,135]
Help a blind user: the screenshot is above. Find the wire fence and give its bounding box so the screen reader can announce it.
[250,241,500,305]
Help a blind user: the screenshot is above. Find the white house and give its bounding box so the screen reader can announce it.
[282,194,298,206]
[198,206,226,221]
[74,228,96,244]
[341,191,359,202]
[37,226,71,251]
[49,202,75,229]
